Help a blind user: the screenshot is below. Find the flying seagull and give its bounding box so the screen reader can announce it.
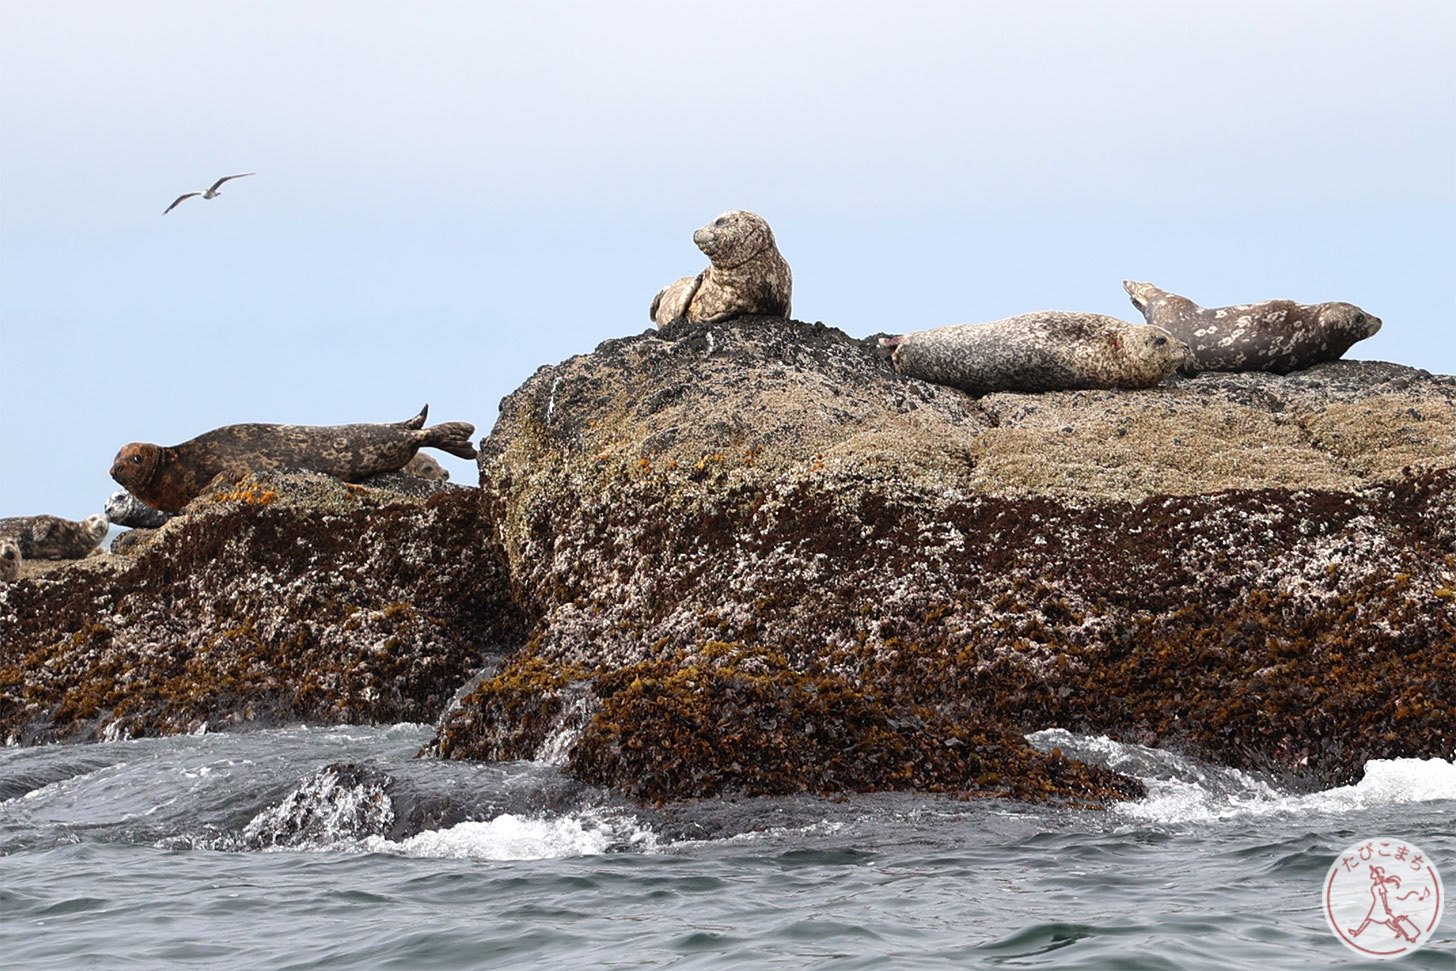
[162,173,255,215]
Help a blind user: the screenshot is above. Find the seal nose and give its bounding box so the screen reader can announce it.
[1366,315,1383,336]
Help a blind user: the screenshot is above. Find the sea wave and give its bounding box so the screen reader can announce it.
[1025,728,1456,825]
[371,809,659,861]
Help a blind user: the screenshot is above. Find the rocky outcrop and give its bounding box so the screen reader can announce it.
[431,317,1455,799]
[3,315,1452,807]
[0,475,528,744]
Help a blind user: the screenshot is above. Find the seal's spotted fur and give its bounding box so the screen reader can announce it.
[1123,281,1381,375]
[881,312,1192,396]
[651,210,792,327]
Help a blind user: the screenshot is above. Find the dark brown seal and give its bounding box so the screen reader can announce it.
[650,210,792,327]
[880,312,1192,396]
[110,405,476,513]
[0,514,109,560]
[1123,281,1382,375]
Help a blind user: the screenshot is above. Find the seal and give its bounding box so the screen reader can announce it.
[109,404,477,513]
[0,513,110,560]
[0,539,19,581]
[106,489,173,529]
[1123,281,1382,374]
[650,210,792,327]
[880,312,1192,396]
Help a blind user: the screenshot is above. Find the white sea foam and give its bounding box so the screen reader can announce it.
[1026,728,1456,825]
[375,810,658,861]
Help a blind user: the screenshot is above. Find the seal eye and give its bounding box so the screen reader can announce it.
[714,217,727,227]
[1354,313,1366,325]
[131,455,141,464]
[1153,336,1168,347]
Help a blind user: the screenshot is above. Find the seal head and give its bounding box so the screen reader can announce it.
[692,210,776,268]
[111,443,165,498]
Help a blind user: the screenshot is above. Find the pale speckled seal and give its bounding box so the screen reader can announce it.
[0,513,109,560]
[880,312,1192,396]
[650,210,792,327]
[0,539,20,580]
[1123,281,1382,375]
[110,405,477,513]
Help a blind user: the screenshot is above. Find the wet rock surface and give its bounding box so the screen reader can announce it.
[4,316,1453,806]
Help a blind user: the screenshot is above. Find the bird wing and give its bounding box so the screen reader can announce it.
[163,192,202,214]
[208,172,255,192]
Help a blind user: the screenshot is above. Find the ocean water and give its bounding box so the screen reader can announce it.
[1,724,1452,970]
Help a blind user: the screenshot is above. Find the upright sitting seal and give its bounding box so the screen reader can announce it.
[110,405,476,513]
[1123,281,1382,375]
[650,210,792,327]
[880,312,1192,396]
[0,539,21,580]
[0,513,109,559]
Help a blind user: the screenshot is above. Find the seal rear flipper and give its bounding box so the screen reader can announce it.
[1123,280,1157,319]
[422,421,478,460]
[398,405,429,430]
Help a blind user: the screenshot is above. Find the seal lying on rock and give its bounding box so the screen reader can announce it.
[880,312,1192,396]
[1123,281,1382,375]
[0,513,109,560]
[650,210,792,327]
[0,539,20,580]
[106,489,173,529]
[110,405,477,513]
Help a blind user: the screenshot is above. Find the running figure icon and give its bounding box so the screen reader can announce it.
[1347,865,1425,943]
[1323,837,1443,959]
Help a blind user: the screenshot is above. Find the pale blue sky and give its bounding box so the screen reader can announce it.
[2,1,1453,519]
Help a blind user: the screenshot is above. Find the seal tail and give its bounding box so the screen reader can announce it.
[421,420,478,460]
[399,405,429,430]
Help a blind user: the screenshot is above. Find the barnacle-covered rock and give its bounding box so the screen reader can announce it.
[435,316,1454,800]
[0,472,528,744]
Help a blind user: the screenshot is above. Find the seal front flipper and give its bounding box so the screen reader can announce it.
[419,421,478,460]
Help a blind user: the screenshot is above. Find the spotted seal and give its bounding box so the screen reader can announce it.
[650,210,792,327]
[880,312,1192,396]
[0,540,20,580]
[1123,281,1382,375]
[0,513,109,560]
[106,489,173,529]
[110,405,476,513]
